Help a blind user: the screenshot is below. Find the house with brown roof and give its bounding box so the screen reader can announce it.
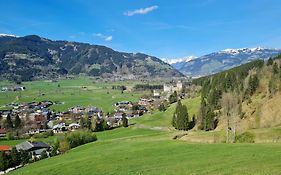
[0,128,7,137]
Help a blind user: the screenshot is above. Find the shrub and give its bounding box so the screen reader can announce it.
[40,150,48,159]
[236,132,255,143]
[33,133,48,139]
[59,140,70,153]
[7,132,16,140]
[66,130,97,148]
[33,130,54,138]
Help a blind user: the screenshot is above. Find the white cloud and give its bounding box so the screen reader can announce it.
[93,33,113,41]
[124,5,158,16]
[105,36,112,41]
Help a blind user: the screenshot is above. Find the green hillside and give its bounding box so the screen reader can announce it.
[8,127,281,175]
[130,96,201,129]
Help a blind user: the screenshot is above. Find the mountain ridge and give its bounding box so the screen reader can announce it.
[0,34,184,81]
[169,47,281,77]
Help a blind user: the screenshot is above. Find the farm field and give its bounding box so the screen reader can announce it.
[7,127,281,175]
[0,77,150,113]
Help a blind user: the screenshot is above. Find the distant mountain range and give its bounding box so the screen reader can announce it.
[163,56,197,70]
[0,34,183,81]
[167,47,281,77]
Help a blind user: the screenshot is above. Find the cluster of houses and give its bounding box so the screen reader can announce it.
[0,97,152,137]
[0,140,51,160]
[0,81,187,137]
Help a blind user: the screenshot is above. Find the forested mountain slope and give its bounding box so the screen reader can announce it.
[0,35,183,81]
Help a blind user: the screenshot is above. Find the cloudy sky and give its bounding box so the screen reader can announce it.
[1,0,281,59]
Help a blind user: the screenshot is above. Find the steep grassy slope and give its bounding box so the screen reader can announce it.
[8,127,281,175]
[130,96,201,129]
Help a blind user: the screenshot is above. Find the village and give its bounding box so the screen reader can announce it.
[0,81,192,166]
[0,81,187,134]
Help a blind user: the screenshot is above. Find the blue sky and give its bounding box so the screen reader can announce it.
[1,0,281,59]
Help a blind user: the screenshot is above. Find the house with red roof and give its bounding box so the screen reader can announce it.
[0,145,12,153]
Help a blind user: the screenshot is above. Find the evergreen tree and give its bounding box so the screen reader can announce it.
[40,150,48,159]
[14,114,22,129]
[172,100,189,130]
[79,116,90,129]
[158,103,166,111]
[0,151,8,172]
[267,58,274,66]
[5,113,13,129]
[20,150,31,165]
[10,147,21,167]
[122,113,128,127]
[273,62,279,74]
[169,91,178,104]
[91,117,97,131]
[245,74,259,97]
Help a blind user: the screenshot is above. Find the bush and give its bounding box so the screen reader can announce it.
[236,132,255,143]
[59,140,70,153]
[40,150,48,159]
[33,130,54,139]
[66,130,97,148]
[33,133,48,139]
[7,132,16,140]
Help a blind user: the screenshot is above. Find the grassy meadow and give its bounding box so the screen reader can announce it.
[0,77,149,113]
[7,127,281,175]
[130,96,201,130]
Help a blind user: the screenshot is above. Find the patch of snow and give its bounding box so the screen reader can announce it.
[220,47,269,55]
[0,33,18,38]
[163,56,197,64]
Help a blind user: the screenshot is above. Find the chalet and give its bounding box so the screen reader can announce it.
[138,98,153,106]
[0,145,12,153]
[113,112,123,120]
[13,86,25,91]
[85,106,102,117]
[16,141,50,158]
[106,117,119,128]
[52,123,66,133]
[153,90,161,99]
[70,106,85,114]
[0,128,7,137]
[115,101,132,107]
[0,110,12,119]
[68,123,80,131]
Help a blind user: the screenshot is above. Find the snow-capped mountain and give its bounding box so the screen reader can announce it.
[0,33,18,38]
[176,47,281,77]
[163,56,197,70]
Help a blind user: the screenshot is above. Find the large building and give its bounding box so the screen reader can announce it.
[163,81,183,93]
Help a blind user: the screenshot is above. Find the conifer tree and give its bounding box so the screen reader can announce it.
[122,113,128,127]
[0,151,7,172]
[14,114,22,129]
[172,100,189,130]
[273,62,279,74]
[5,113,13,129]
[267,58,273,66]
